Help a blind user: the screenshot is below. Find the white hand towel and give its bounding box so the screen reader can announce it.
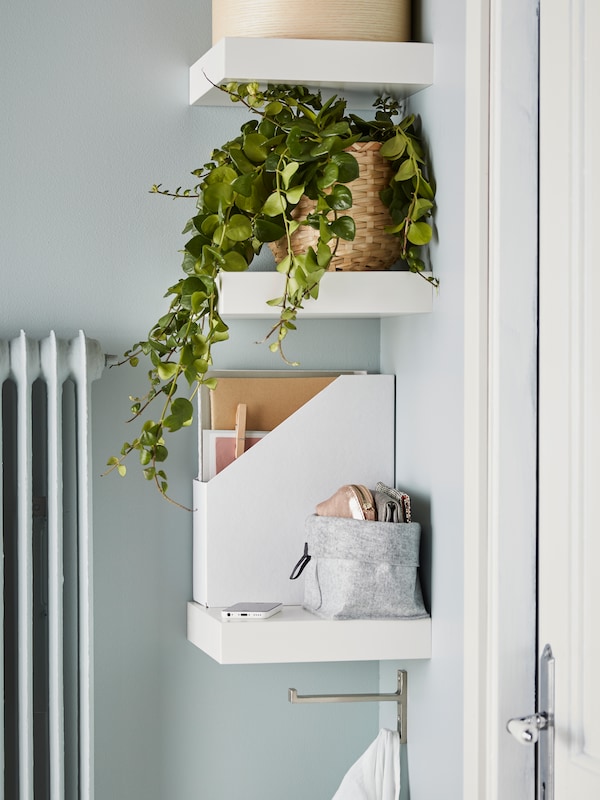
[331,728,400,800]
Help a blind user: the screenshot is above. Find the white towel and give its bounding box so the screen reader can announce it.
[331,728,400,800]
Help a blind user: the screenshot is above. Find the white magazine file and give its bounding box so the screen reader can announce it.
[193,374,395,607]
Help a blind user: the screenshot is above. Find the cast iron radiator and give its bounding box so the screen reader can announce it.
[1,331,104,799]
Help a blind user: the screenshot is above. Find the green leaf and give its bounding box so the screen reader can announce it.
[319,214,333,244]
[229,148,256,174]
[192,358,209,375]
[204,165,238,185]
[384,221,406,235]
[322,121,350,137]
[211,224,229,247]
[243,132,268,163]
[203,183,235,212]
[264,152,281,173]
[235,184,268,214]
[171,397,194,421]
[223,250,249,271]
[326,184,353,211]
[255,217,286,243]
[231,172,256,197]
[317,163,339,190]
[406,221,433,246]
[418,177,435,200]
[286,127,307,160]
[191,333,209,354]
[380,134,407,160]
[310,139,334,158]
[191,291,207,313]
[210,324,230,343]
[412,198,434,221]
[157,362,178,381]
[163,397,193,432]
[264,100,283,116]
[281,161,299,188]
[304,248,326,276]
[285,184,305,205]
[163,414,183,432]
[316,240,333,268]
[329,215,356,241]
[262,191,287,217]
[154,445,169,462]
[184,235,206,259]
[276,255,291,274]
[331,152,359,183]
[395,159,417,182]
[200,215,220,236]
[201,244,227,270]
[225,214,253,242]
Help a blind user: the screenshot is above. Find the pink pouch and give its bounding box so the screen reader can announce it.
[315,484,376,521]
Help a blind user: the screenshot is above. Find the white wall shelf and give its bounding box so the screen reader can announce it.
[187,602,432,664]
[218,271,433,319]
[190,38,433,107]
[187,40,435,665]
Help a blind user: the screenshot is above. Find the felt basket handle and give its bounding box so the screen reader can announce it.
[289,542,311,580]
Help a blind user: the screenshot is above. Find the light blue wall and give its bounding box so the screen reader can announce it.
[1,1,386,798]
[2,0,472,796]
[379,1,467,797]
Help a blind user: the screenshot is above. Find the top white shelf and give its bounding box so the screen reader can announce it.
[190,38,434,107]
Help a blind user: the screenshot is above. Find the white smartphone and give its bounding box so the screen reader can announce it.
[221,602,283,620]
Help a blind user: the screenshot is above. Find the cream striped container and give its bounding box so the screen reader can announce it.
[212,0,411,44]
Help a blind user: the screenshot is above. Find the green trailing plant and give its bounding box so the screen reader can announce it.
[105,82,436,504]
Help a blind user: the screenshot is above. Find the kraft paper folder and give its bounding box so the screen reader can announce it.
[197,370,364,481]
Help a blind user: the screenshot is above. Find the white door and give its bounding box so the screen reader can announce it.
[538,0,600,795]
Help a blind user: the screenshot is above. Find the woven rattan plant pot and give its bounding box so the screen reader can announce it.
[212,0,411,44]
[269,142,402,272]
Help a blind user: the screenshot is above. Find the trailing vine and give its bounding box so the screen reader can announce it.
[105,83,436,503]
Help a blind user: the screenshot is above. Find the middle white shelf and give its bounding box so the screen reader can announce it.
[217,271,433,319]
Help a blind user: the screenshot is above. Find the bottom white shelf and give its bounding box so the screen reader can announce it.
[187,602,432,665]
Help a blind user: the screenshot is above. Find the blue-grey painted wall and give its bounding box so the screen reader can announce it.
[1,1,386,798]
[1,0,470,797]
[379,1,467,798]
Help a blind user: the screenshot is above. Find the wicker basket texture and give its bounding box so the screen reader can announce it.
[212,0,411,44]
[268,142,402,272]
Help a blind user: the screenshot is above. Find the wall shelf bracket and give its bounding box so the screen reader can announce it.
[288,669,408,743]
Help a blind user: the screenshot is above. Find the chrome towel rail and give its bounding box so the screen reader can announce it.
[288,669,408,743]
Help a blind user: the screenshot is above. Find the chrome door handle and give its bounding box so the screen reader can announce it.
[506,644,555,800]
[507,712,549,744]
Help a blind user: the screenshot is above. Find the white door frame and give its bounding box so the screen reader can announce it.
[463,0,539,797]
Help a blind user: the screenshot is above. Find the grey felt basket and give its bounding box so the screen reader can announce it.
[298,514,429,620]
